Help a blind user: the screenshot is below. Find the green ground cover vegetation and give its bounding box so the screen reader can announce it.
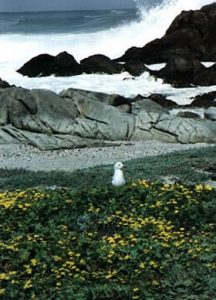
[0,146,216,299]
[0,146,215,191]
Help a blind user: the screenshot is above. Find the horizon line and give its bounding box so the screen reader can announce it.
[0,7,136,13]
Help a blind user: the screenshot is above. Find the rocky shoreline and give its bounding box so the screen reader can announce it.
[0,86,215,150]
[16,3,216,88]
[0,3,216,152]
[0,141,212,172]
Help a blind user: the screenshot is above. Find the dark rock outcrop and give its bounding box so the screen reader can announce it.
[116,3,216,64]
[80,54,123,74]
[17,53,128,77]
[0,78,11,88]
[17,3,216,83]
[124,61,151,76]
[148,94,178,108]
[154,57,216,87]
[17,51,82,77]
[188,91,216,108]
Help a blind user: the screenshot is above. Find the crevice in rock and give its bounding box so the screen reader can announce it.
[84,115,108,125]
[137,127,151,133]
[16,98,37,115]
[2,127,19,140]
[36,118,53,134]
[152,126,180,143]
[125,124,130,140]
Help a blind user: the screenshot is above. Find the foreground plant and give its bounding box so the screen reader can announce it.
[0,181,215,299]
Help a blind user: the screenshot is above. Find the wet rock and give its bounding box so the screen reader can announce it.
[80,54,123,74]
[155,57,216,87]
[148,94,178,108]
[124,61,151,76]
[116,3,216,64]
[17,51,82,77]
[189,91,216,108]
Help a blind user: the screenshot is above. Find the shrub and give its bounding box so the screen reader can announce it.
[0,181,216,299]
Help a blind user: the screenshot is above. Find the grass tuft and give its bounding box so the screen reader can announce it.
[0,146,215,191]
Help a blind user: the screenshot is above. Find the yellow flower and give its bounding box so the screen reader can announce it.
[149,261,158,269]
[139,262,145,269]
[105,270,117,279]
[25,267,33,274]
[0,289,5,295]
[31,259,39,266]
[23,279,33,289]
[204,185,213,191]
[155,200,162,207]
[53,256,62,262]
[195,184,203,192]
[123,255,131,260]
[0,273,10,280]
[79,259,86,265]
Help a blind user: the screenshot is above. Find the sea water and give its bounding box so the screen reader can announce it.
[0,0,215,105]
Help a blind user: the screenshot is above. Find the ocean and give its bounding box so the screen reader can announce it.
[0,0,215,105]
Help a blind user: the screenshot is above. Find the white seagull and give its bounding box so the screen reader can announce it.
[111,162,126,187]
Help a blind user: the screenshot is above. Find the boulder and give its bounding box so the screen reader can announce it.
[0,78,11,88]
[148,94,178,108]
[166,3,216,61]
[80,54,123,74]
[115,46,144,63]
[155,115,216,143]
[17,51,82,77]
[60,88,131,107]
[17,53,130,77]
[117,104,131,113]
[17,53,55,77]
[0,86,216,149]
[131,98,169,115]
[71,95,135,141]
[116,32,195,64]
[0,87,78,134]
[0,125,113,150]
[176,111,201,119]
[54,51,82,76]
[124,61,151,76]
[188,91,216,108]
[204,107,216,121]
[155,57,216,87]
[116,3,216,64]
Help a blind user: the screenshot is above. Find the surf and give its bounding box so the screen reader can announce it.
[0,0,215,104]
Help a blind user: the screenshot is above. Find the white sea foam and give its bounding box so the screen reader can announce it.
[0,0,215,104]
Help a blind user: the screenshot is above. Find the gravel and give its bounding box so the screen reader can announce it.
[0,141,214,172]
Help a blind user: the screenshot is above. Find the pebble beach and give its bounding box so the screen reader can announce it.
[0,141,213,172]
